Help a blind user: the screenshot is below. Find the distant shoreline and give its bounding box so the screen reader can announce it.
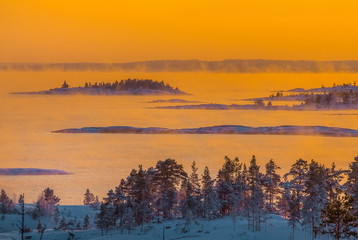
[10,79,187,95]
[154,103,358,111]
[11,87,186,95]
[52,125,358,137]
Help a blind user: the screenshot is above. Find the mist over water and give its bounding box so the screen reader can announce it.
[0,71,357,204]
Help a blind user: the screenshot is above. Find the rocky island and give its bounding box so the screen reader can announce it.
[52,125,358,137]
[11,79,186,95]
[155,83,358,111]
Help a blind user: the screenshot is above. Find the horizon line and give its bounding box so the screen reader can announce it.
[2,59,358,64]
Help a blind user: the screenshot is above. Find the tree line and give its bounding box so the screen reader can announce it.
[60,79,181,92]
[90,156,358,239]
[1,156,357,240]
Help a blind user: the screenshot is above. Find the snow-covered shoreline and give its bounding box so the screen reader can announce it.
[155,103,358,110]
[11,87,186,95]
[52,125,358,137]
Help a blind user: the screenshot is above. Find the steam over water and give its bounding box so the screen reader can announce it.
[0,71,357,204]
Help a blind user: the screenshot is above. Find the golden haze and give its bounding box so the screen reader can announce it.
[1,0,358,62]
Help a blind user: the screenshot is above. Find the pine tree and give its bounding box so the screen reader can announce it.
[59,216,67,230]
[76,222,82,230]
[129,165,153,228]
[263,159,281,213]
[83,189,96,205]
[61,81,69,88]
[37,220,46,240]
[246,155,264,232]
[183,209,194,232]
[17,194,26,240]
[95,203,112,236]
[347,156,358,208]
[104,179,127,229]
[288,190,301,240]
[326,163,345,203]
[83,214,90,230]
[34,187,60,217]
[181,161,202,219]
[284,159,309,218]
[154,158,187,219]
[95,203,115,235]
[320,191,358,240]
[302,160,328,239]
[0,189,14,214]
[53,206,60,224]
[278,179,292,219]
[216,156,240,215]
[189,161,200,191]
[120,203,136,234]
[181,179,198,220]
[202,166,221,220]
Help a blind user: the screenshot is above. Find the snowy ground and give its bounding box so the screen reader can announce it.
[0,205,339,240]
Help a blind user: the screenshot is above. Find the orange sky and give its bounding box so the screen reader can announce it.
[1,0,358,62]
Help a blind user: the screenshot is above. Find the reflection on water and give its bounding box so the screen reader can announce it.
[0,71,357,204]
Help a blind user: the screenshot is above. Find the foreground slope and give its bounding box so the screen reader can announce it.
[0,208,334,240]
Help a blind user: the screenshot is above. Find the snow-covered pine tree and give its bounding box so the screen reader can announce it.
[320,191,358,240]
[326,163,345,203]
[347,156,358,208]
[302,160,328,239]
[216,156,238,215]
[17,194,26,240]
[202,166,221,220]
[59,216,67,230]
[154,158,187,219]
[288,190,301,240]
[180,178,202,222]
[103,189,116,205]
[246,155,265,232]
[284,159,309,218]
[95,203,115,235]
[129,165,153,229]
[278,179,292,219]
[263,159,281,213]
[104,179,128,229]
[232,158,247,217]
[120,203,136,234]
[188,161,202,218]
[83,214,90,230]
[34,187,60,217]
[183,209,194,232]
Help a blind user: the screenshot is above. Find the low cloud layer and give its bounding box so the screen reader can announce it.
[1,60,358,73]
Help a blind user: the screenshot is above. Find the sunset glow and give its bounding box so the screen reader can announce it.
[1,0,358,62]
[0,1,357,240]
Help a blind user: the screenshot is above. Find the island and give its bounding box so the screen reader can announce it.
[155,83,358,111]
[246,83,358,106]
[11,79,186,95]
[52,125,358,137]
[147,99,200,103]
